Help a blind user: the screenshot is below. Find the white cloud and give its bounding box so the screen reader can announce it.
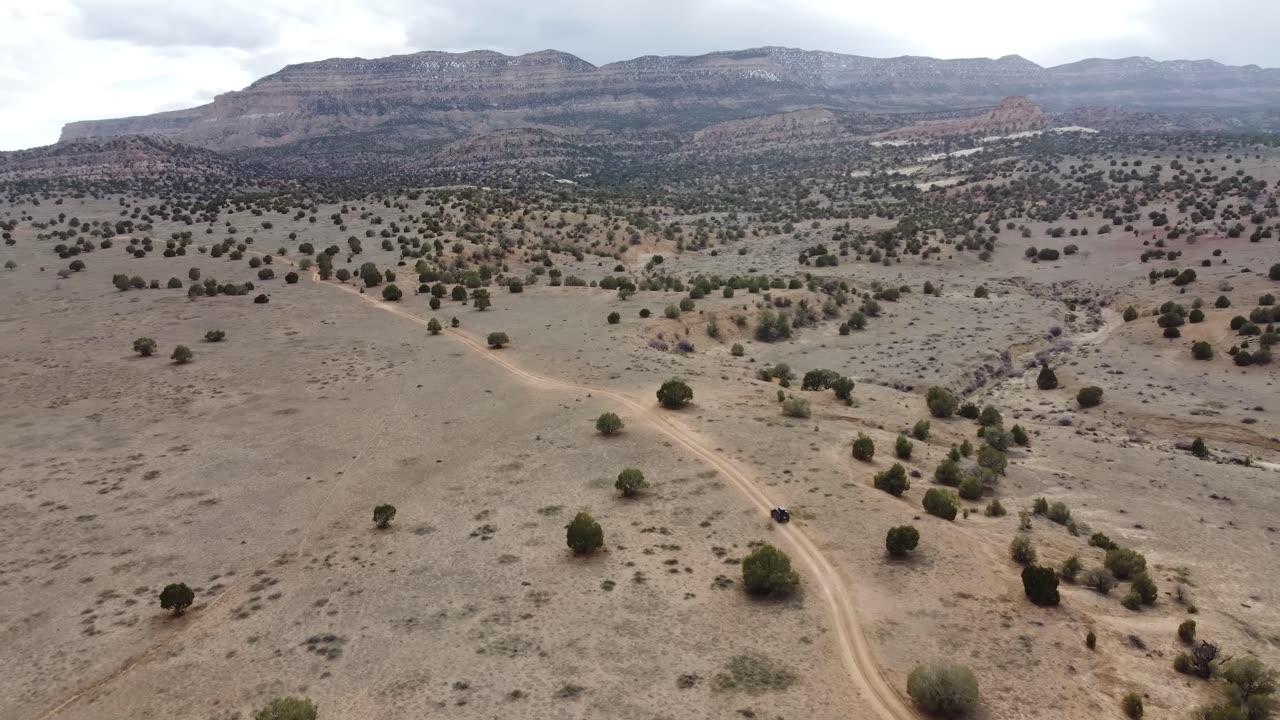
[0,0,1276,151]
[70,0,280,49]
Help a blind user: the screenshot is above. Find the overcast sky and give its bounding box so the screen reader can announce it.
[2,0,1277,151]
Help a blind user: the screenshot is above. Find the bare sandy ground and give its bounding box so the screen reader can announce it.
[2,162,1278,720]
[1,226,862,720]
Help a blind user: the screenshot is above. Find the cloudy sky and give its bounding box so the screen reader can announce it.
[2,0,1277,151]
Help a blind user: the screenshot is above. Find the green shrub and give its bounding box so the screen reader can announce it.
[1132,571,1158,605]
[1122,692,1144,719]
[1036,365,1059,390]
[886,525,920,557]
[254,697,318,720]
[958,403,979,420]
[1221,657,1277,707]
[762,363,794,384]
[566,512,604,554]
[1179,619,1197,644]
[1083,567,1116,594]
[934,459,962,486]
[730,343,744,356]
[873,463,910,497]
[615,468,649,497]
[978,405,1002,427]
[958,473,984,500]
[1077,386,1104,408]
[1086,631,1097,649]
[923,488,958,521]
[741,544,799,597]
[801,368,840,391]
[1061,555,1082,583]
[1122,591,1143,611]
[1089,532,1118,551]
[895,435,913,459]
[832,376,855,401]
[486,332,509,348]
[1192,341,1214,360]
[782,398,811,418]
[754,310,791,341]
[984,499,1007,517]
[926,386,958,418]
[912,419,930,440]
[171,345,193,364]
[596,412,624,436]
[133,337,158,357]
[607,312,620,324]
[159,583,194,615]
[906,661,979,716]
[1047,502,1071,525]
[849,434,874,462]
[204,330,226,342]
[1191,437,1209,458]
[1022,565,1060,606]
[976,445,1007,475]
[1010,536,1037,565]
[427,318,442,335]
[982,426,1011,451]
[1105,547,1147,580]
[1174,653,1193,675]
[373,504,396,529]
[1123,306,1139,322]
[1010,424,1028,446]
[657,378,693,409]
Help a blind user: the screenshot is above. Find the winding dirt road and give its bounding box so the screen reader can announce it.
[328,279,918,720]
[40,272,917,720]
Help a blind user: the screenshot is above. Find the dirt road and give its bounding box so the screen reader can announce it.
[328,279,919,720]
[40,272,918,720]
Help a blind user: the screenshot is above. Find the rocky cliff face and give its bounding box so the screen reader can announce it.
[60,47,1280,154]
[879,96,1050,140]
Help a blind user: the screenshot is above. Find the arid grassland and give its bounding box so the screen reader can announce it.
[2,129,1279,720]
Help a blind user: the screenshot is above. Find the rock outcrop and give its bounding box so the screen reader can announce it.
[879,96,1050,140]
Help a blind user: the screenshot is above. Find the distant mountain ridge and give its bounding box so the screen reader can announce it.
[0,136,247,181]
[59,46,1280,155]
